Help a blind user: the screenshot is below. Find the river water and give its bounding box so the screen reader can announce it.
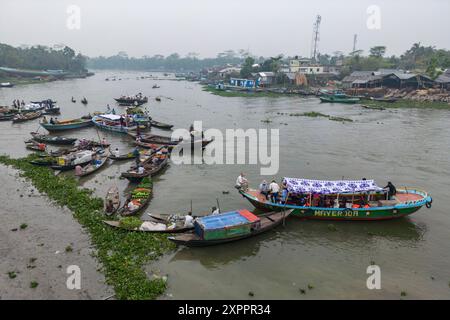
[1,71,449,299]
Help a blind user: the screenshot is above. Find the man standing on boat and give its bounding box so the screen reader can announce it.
[384,181,397,200]
[269,180,280,203]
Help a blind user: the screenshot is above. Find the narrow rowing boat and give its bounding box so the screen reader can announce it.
[119,178,153,216]
[41,118,93,132]
[104,186,120,216]
[103,219,193,233]
[150,119,173,130]
[13,111,42,123]
[31,132,77,145]
[75,156,108,177]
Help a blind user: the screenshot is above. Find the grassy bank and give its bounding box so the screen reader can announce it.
[203,85,286,98]
[363,99,450,110]
[0,154,174,300]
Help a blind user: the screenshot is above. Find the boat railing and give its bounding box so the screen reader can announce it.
[397,186,429,198]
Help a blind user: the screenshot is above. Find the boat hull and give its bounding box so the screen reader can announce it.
[239,189,431,221]
[41,120,93,132]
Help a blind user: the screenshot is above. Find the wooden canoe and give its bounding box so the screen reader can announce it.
[31,132,77,145]
[103,220,193,233]
[104,186,120,216]
[76,156,108,177]
[13,111,42,123]
[150,120,173,130]
[121,157,169,182]
[168,210,292,247]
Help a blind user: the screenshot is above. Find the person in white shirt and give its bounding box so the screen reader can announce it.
[184,212,194,227]
[211,206,220,215]
[113,147,120,158]
[235,172,248,190]
[269,180,280,203]
[137,165,145,174]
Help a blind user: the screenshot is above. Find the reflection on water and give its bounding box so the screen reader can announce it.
[2,71,450,299]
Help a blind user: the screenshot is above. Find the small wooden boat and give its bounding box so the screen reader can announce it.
[41,118,93,132]
[30,132,77,145]
[152,84,160,89]
[43,106,60,115]
[25,141,46,152]
[0,82,14,88]
[13,111,42,123]
[76,156,108,177]
[50,150,95,171]
[108,150,138,160]
[361,105,386,111]
[92,114,139,134]
[0,114,15,121]
[239,178,433,221]
[103,219,193,233]
[114,96,148,106]
[121,156,169,182]
[150,120,173,130]
[320,94,360,104]
[119,178,153,216]
[81,98,88,105]
[29,156,56,166]
[104,186,120,216]
[155,97,161,102]
[168,210,292,247]
[71,97,76,103]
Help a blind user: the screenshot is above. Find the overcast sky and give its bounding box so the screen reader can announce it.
[1,0,449,58]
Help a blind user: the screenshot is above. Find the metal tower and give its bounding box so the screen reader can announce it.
[352,34,357,53]
[310,15,321,63]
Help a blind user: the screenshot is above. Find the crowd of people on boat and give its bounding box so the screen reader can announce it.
[12,99,25,108]
[235,173,398,208]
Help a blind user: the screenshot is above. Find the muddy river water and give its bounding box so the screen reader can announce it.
[1,71,449,299]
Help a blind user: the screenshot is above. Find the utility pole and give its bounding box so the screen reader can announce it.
[352,34,357,53]
[310,15,321,63]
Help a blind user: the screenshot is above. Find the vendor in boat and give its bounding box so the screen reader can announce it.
[113,147,120,158]
[259,180,270,199]
[137,165,145,174]
[211,207,220,215]
[105,200,114,214]
[42,116,48,124]
[184,212,194,228]
[235,172,249,190]
[75,165,83,176]
[49,117,55,124]
[384,181,397,200]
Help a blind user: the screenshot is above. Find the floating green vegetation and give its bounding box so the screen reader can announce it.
[119,217,143,230]
[20,223,28,230]
[8,271,17,279]
[30,281,39,288]
[364,99,450,110]
[0,154,174,300]
[203,86,285,98]
[292,111,354,122]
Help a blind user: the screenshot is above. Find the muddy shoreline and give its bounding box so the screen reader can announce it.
[0,164,113,299]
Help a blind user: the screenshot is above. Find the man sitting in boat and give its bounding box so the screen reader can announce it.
[42,116,48,124]
[49,117,55,124]
[184,212,194,228]
[235,172,249,190]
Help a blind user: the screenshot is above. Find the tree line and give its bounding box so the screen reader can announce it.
[0,43,87,73]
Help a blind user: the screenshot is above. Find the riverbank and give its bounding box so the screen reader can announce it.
[0,155,174,300]
[0,164,113,299]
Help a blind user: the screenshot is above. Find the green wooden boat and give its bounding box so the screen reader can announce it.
[239,178,432,221]
[320,94,360,104]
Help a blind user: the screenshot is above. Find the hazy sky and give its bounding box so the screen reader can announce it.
[1,0,449,58]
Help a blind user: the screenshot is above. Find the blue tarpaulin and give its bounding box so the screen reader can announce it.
[197,211,250,230]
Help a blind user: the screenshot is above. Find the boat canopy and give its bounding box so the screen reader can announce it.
[99,114,121,121]
[283,178,383,195]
